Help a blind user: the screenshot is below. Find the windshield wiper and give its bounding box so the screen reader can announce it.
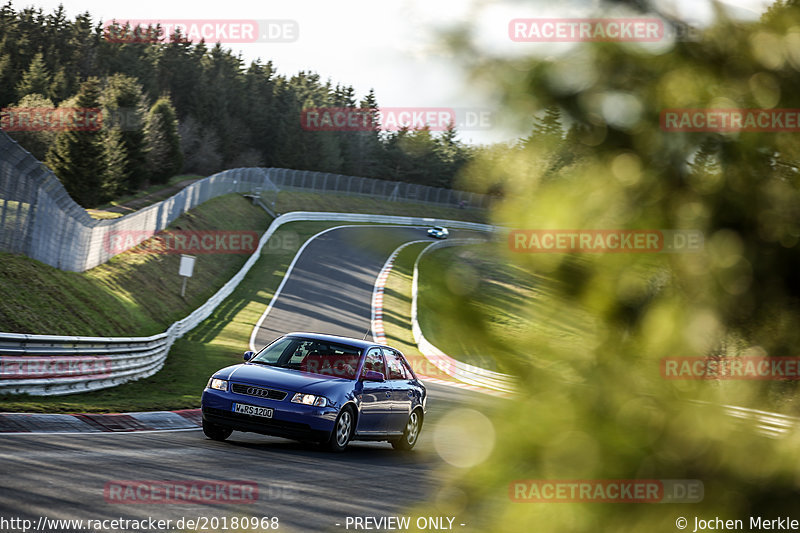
[249,360,278,366]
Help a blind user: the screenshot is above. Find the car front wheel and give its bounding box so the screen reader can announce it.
[202,419,233,441]
[325,407,354,452]
[392,410,422,451]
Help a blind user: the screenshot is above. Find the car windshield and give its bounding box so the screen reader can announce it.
[251,336,363,379]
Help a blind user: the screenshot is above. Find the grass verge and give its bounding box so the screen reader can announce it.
[0,221,338,412]
[94,174,203,210]
[379,242,465,384]
[0,193,489,412]
[0,194,270,336]
[414,243,599,376]
[272,190,486,223]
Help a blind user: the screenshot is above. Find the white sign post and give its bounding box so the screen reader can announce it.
[179,254,195,298]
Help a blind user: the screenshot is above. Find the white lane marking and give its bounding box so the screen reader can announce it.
[369,239,514,398]
[249,224,426,351]
[409,240,516,397]
[0,428,202,436]
[371,240,429,343]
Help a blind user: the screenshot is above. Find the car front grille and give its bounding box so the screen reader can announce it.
[231,383,288,401]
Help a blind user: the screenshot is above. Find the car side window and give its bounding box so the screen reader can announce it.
[289,340,316,364]
[383,349,409,380]
[362,348,386,377]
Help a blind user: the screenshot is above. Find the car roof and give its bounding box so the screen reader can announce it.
[283,331,381,350]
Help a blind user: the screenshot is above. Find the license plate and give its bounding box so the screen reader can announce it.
[233,403,273,418]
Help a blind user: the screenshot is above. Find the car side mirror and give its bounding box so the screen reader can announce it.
[243,350,254,361]
[363,370,385,382]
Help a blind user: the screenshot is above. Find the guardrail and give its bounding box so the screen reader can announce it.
[1,129,488,272]
[268,168,488,208]
[0,212,494,395]
[408,243,800,436]
[0,127,281,272]
[720,403,800,438]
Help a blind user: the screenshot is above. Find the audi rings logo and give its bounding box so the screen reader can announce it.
[231,383,286,399]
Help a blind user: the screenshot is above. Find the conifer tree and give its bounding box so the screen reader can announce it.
[100,73,149,190]
[102,125,129,199]
[145,97,183,183]
[16,52,51,100]
[45,77,105,206]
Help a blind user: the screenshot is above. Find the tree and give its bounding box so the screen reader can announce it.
[45,77,106,206]
[415,1,800,530]
[101,125,129,198]
[155,32,204,118]
[242,59,275,164]
[5,92,56,160]
[100,73,149,190]
[0,2,477,201]
[0,49,14,106]
[348,88,384,178]
[15,52,51,100]
[144,96,183,183]
[178,115,221,175]
[48,66,70,102]
[434,123,468,189]
[527,104,564,143]
[267,80,304,168]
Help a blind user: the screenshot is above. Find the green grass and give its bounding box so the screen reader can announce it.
[408,243,800,417]
[0,199,31,229]
[93,174,203,211]
[0,221,337,412]
[414,243,600,377]
[0,191,489,412]
[0,194,270,336]
[378,242,470,384]
[272,190,486,222]
[85,209,123,220]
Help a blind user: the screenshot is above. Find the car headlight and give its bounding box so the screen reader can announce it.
[291,393,327,407]
[208,378,228,391]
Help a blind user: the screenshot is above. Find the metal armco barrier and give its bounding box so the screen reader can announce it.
[0,212,495,395]
[268,167,488,209]
[0,333,169,395]
[0,129,487,273]
[0,129,281,272]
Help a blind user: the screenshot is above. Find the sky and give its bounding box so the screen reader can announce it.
[8,0,776,145]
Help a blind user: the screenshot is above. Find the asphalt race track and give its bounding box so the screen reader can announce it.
[253,225,427,345]
[0,225,499,533]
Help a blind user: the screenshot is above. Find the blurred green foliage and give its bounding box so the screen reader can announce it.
[414,1,800,531]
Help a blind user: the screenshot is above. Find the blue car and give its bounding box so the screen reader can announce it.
[201,332,427,452]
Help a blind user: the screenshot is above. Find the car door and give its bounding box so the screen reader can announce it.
[383,348,414,433]
[356,348,392,435]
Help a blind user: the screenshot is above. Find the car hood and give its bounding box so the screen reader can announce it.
[219,363,353,393]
